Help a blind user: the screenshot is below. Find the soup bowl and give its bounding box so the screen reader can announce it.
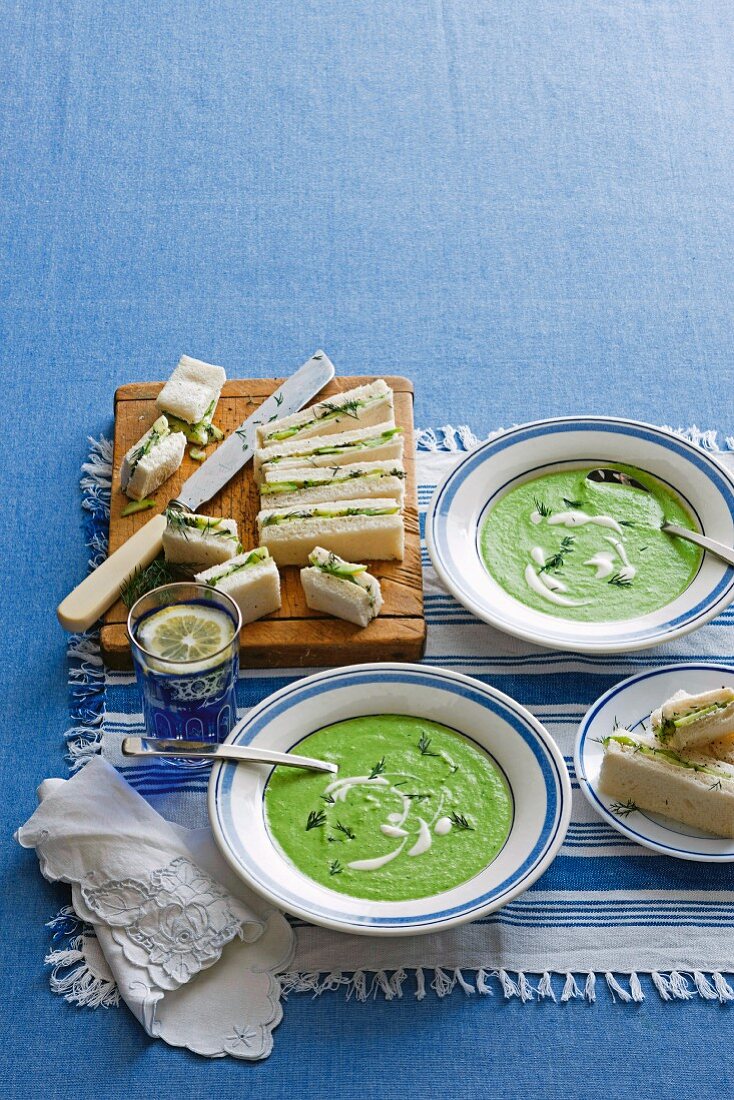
[425,417,734,652]
[208,663,570,936]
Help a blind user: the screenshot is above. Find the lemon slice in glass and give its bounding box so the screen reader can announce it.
[138,604,234,662]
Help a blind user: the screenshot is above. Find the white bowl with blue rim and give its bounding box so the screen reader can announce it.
[425,416,734,653]
[208,663,571,935]
[575,662,734,861]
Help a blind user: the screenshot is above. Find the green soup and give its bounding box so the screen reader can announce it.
[480,464,702,622]
[264,715,513,902]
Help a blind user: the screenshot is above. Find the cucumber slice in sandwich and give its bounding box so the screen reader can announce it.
[162,508,241,568]
[257,497,404,566]
[254,425,403,484]
[120,415,187,501]
[599,731,734,838]
[195,547,281,625]
[652,687,734,750]
[300,547,382,628]
[257,380,393,446]
[156,355,226,443]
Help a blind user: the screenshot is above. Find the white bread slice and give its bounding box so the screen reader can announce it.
[162,511,240,567]
[120,416,186,501]
[156,355,226,425]
[257,498,404,566]
[260,461,406,509]
[300,547,382,628]
[599,732,734,838]
[254,425,403,484]
[257,380,393,447]
[651,687,734,751]
[195,549,281,625]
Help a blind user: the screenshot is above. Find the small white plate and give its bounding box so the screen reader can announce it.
[425,417,734,653]
[575,662,734,861]
[208,663,571,936]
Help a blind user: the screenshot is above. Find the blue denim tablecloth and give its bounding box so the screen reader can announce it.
[4,1,734,1097]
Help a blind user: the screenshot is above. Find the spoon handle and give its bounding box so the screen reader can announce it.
[662,523,734,569]
[122,736,338,774]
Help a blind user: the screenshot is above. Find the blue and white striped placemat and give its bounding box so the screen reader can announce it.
[60,427,734,1005]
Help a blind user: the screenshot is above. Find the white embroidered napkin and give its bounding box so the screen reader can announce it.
[16,756,294,1060]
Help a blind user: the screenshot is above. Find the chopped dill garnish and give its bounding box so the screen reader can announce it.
[306,809,326,830]
[403,792,431,801]
[562,497,583,509]
[320,792,336,804]
[540,536,575,573]
[334,821,356,839]
[418,732,439,757]
[618,520,636,528]
[609,799,639,818]
[534,498,552,517]
[326,835,343,844]
[609,572,633,587]
[449,812,474,831]
[709,780,723,791]
[120,557,176,608]
[368,757,386,780]
[328,859,343,876]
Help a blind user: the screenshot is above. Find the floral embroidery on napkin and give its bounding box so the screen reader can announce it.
[81,857,246,985]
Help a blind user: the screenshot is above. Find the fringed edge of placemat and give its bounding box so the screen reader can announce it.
[46,428,734,1008]
[279,967,734,1003]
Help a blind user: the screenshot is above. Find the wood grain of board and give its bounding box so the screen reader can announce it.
[101,376,425,669]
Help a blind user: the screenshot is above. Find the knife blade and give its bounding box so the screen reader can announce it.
[56,351,336,632]
[175,350,335,511]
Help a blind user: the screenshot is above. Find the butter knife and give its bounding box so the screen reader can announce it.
[122,736,338,774]
[57,351,335,631]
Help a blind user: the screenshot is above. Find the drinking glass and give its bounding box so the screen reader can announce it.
[128,582,242,765]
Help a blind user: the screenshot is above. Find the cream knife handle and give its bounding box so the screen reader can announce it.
[57,514,167,632]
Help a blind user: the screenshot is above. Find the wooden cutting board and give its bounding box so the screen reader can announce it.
[101,376,425,669]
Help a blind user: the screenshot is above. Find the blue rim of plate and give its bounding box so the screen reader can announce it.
[209,666,570,931]
[575,661,734,861]
[426,417,734,650]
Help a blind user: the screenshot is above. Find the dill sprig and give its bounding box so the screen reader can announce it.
[319,398,363,421]
[609,799,639,818]
[120,557,176,608]
[449,812,474,831]
[368,757,386,780]
[534,498,552,517]
[320,792,336,804]
[609,572,633,588]
[306,809,326,830]
[403,792,431,802]
[328,859,343,876]
[334,821,356,839]
[418,732,439,757]
[540,536,575,573]
[562,497,583,509]
[709,779,723,791]
[618,520,636,528]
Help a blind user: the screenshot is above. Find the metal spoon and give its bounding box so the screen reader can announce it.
[586,468,734,569]
[122,736,338,774]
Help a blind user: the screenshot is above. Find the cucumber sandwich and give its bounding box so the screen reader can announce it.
[652,688,734,751]
[120,415,186,501]
[254,425,403,484]
[156,355,226,445]
[162,508,241,568]
[300,547,382,629]
[599,730,734,838]
[257,498,404,566]
[259,460,406,509]
[195,547,281,625]
[256,379,394,447]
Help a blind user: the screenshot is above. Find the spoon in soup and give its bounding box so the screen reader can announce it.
[586,468,734,569]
